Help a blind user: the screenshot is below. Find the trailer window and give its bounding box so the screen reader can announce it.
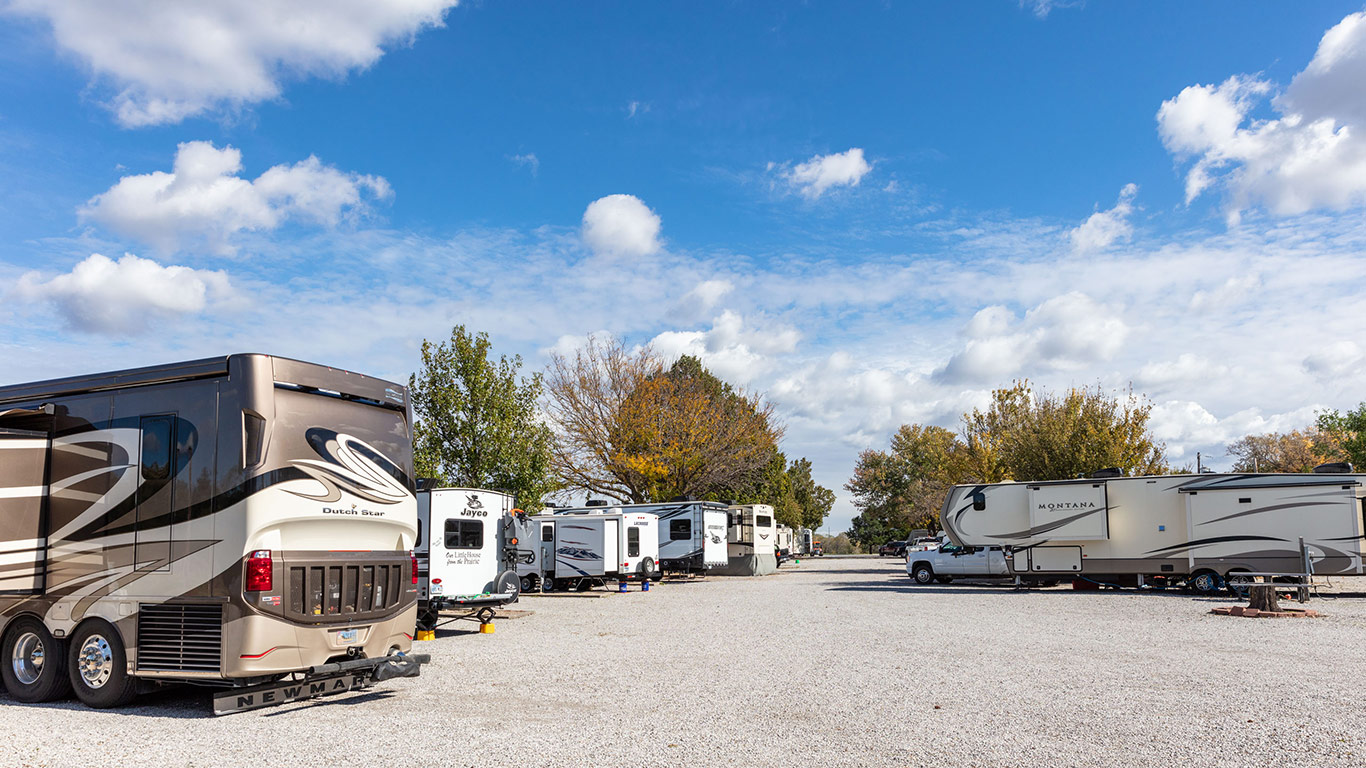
[972,492,986,511]
[670,519,691,540]
[444,519,483,549]
[627,527,640,557]
[756,514,772,528]
[140,415,174,481]
[542,524,554,542]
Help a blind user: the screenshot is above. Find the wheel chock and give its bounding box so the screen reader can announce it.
[416,629,435,641]
[479,622,495,634]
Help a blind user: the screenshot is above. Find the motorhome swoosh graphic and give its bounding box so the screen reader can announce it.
[1144,535,1286,557]
[1196,500,1339,526]
[988,507,1109,540]
[286,429,412,504]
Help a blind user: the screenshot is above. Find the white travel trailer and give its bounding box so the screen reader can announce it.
[640,499,729,575]
[775,524,797,565]
[0,355,426,715]
[716,504,778,576]
[508,506,661,591]
[941,467,1366,592]
[414,486,521,631]
[798,528,814,556]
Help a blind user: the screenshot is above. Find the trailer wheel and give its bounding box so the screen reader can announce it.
[520,575,537,593]
[1225,570,1252,598]
[68,620,137,709]
[1,616,71,702]
[912,564,934,584]
[1186,570,1219,595]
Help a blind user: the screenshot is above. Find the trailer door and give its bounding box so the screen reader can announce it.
[0,428,49,594]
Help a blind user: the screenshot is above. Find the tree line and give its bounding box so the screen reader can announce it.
[407,326,834,531]
[844,380,1366,550]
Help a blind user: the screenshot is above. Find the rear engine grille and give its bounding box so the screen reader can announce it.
[137,603,223,673]
[288,561,405,620]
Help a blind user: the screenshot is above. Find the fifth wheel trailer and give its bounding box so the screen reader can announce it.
[0,354,426,714]
[940,469,1366,592]
[414,486,521,631]
[508,508,661,591]
[715,504,778,576]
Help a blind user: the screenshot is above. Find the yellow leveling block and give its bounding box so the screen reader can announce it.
[416,629,436,641]
[479,622,496,634]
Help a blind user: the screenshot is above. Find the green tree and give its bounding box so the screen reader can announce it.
[962,380,1168,481]
[730,452,835,531]
[409,326,556,510]
[787,457,835,530]
[1314,404,1366,469]
[844,424,963,548]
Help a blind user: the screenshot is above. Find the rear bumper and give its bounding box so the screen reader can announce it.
[212,652,430,715]
[224,605,416,677]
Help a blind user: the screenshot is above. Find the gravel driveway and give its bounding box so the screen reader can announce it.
[4,557,1365,767]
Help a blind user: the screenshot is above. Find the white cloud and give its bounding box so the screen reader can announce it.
[683,279,734,309]
[1157,12,1366,223]
[1019,0,1082,19]
[626,101,648,119]
[509,153,539,177]
[935,292,1129,383]
[6,0,457,126]
[1134,353,1229,392]
[82,141,391,255]
[13,253,231,334]
[1069,183,1138,254]
[1303,341,1366,380]
[650,310,800,386]
[581,194,662,258]
[785,148,872,199]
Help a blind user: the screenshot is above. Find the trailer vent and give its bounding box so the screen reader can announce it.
[137,603,223,673]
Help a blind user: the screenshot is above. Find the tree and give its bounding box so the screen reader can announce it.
[962,380,1168,481]
[731,453,835,531]
[1314,404,1366,469]
[787,457,836,530]
[409,326,556,510]
[1226,430,1322,473]
[844,424,963,549]
[545,342,782,502]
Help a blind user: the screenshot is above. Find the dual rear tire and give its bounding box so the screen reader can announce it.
[1,617,136,708]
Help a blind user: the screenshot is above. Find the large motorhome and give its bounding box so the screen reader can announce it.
[508,506,660,591]
[0,355,425,714]
[415,486,521,631]
[716,504,778,576]
[940,468,1366,592]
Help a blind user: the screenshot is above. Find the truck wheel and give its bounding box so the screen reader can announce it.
[1,616,71,702]
[912,564,934,584]
[1187,570,1219,595]
[68,620,138,709]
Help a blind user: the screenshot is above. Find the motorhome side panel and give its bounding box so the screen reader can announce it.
[0,427,48,594]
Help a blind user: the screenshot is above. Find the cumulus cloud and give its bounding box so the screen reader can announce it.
[581,194,662,258]
[6,0,457,126]
[784,148,872,199]
[650,310,800,386]
[13,253,231,334]
[1157,12,1366,224]
[1069,183,1138,254]
[82,141,391,255]
[683,279,734,309]
[935,292,1128,383]
[1134,353,1230,392]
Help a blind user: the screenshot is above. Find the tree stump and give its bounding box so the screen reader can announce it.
[1247,584,1281,612]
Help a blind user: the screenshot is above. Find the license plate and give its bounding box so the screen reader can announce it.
[337,628,358,644]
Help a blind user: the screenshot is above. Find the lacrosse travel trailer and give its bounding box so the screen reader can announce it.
[715,504,778,575]
[414,486,521,631]
[940,468,1366,592]
[509,505,660,591]
[0,355,425,714]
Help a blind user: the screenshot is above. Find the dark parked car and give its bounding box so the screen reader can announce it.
[877,540,908,557]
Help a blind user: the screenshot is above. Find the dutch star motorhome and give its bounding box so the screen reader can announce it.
[940,468,1366,592]
[508,504,660,591]
[0,355,426,714]
[415,485,521,631]
[716,504,778,576]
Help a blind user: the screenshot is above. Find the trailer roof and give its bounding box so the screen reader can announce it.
[0,353,405,407]
[1176,473,1361,492]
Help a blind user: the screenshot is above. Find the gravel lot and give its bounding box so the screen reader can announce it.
[5,557,1366,767]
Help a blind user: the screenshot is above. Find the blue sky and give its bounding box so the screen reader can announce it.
[4,1,1366,532]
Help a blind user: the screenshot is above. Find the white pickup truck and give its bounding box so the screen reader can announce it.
[905,541,1009,584]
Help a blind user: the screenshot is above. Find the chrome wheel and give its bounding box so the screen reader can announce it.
[11,631,45,685]
[76,634,113,689]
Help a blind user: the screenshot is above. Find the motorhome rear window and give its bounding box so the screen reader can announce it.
[444,519,483,549]
[627,527,640,557]
[669,519,691,540]
[756,515,773,528]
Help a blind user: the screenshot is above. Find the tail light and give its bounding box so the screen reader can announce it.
[411,551,418,585]
[245,550,272,592]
